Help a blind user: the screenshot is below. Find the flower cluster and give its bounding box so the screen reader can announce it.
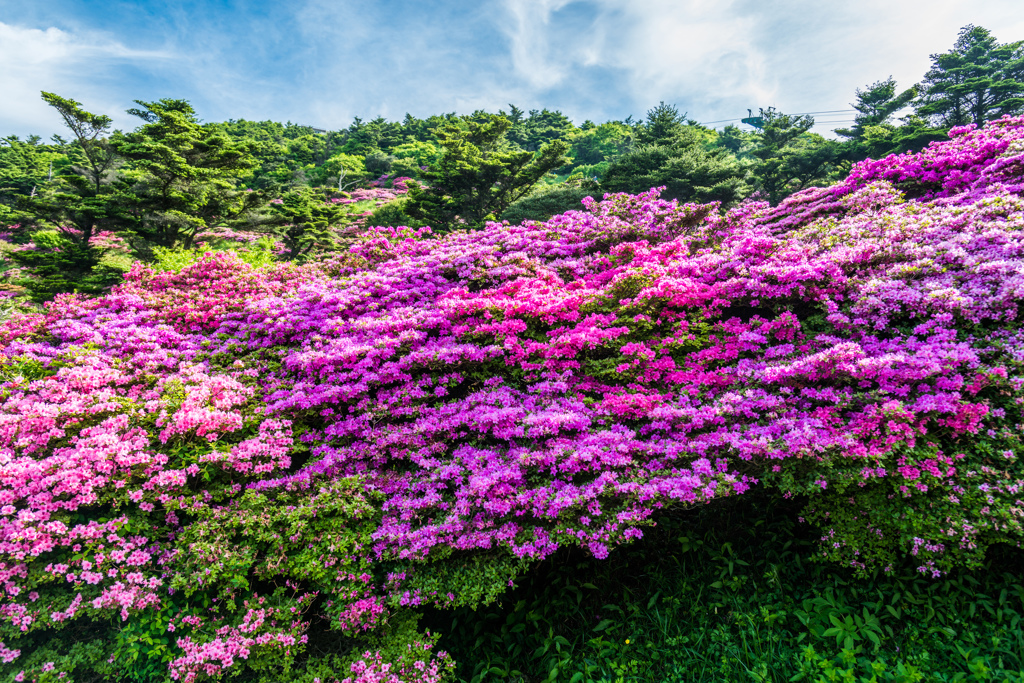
[1,117,1024,680]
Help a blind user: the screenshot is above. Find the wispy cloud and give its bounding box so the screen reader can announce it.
[287,0,523,127]
[502,0,578,89]
[1,0,1023,138]
[0,21,172,134]
[494,0,770,123]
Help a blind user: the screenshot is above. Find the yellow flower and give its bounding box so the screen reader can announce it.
[625,639,630,645]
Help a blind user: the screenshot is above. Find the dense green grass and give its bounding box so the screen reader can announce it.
[425,495,1024,682]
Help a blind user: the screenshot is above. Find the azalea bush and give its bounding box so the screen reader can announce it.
[1,117,1024,681]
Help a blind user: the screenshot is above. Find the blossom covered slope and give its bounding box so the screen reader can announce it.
[2,117,1024,681]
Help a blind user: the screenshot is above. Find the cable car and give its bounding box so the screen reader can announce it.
[741,109,764,129]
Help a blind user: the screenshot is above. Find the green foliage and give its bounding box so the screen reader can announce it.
[0,135,73,199]
[716,124,754,155]
[602,126,750,206]
[507,108,578,152]
[112,98,264,249]
[150,237,276,272]
[368,196,428,229]
[267,187,349,259]
[7,93,134,259]
[392,140,442,166]
[567,122,632,169]
[212,120,333,190]
[405,115,570,231]
[635,101,687,146]
[429,496,1024,683]
[917,25,1024,127]
[500,183,597,224]
[752,109,846,205]
[40,92,119,196]
[170,479,378,599]
[365,150,397,176]
[341,116,407,155]
[836,77,919,142]
[6,230,127,301]
[312,152,369,190]
[851,117,949,159]
[571,161,612,181]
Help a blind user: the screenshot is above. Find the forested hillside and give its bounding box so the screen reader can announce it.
[1,23,1024,683]
[2,25,1021,303]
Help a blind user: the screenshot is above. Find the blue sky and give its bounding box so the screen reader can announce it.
[2,0,1023,139]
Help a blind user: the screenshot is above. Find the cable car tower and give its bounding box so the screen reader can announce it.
[741,108,764,129]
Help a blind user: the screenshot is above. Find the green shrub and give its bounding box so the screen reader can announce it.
[500,185,597,224]
[151,237,276,272]
[369,196,428,229]
[7,230,127,301]
[429,495,1024,683]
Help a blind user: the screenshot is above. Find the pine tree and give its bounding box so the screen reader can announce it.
[916,25,1024,127]
[12,93,129,248]
[112,99,263,250]
[405,115,569,231]
[751,109,844,205]
[267,187,348,259]
[635,102,686,146]
[601,126,749,207]
[835,77,917,140]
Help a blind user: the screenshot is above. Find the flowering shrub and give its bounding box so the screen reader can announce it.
[2,117,1024,680]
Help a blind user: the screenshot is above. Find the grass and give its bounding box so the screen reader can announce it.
[424,494,1024,682]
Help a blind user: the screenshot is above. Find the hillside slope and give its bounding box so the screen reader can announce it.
[2,117,1024,681]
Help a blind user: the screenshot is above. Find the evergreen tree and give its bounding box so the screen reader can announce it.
[501,174,599,224]
[11,93,129,248]
[341,116,405,155]
[752,109,844,205]
[507,109,576,152]
[5,231,124,302]
[112,99,263,250]
[835,77,917,140]
[0,136,71,224]
[2,93,134,300]
[405,115,569,231]
[267,187,348,259]
[916,25,1024,127]
[715,125,752,155]
[636,102,686,146]
[602,126,748,206]
[568,121,633,169]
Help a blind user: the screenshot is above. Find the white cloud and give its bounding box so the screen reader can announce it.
[502,0,578,89]
[0,21,172,136]
[495,0,1024,134]
[4,0,1024,138]
[496,0,771,120]
[596,0,771,108]
[285,0,534,128]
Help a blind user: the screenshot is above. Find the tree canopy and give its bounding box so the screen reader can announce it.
[405,115,569,230]
[3,23,1024,301]
[917,25,1024,127]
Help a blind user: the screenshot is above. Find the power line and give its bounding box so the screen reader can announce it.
[698,109,857,126]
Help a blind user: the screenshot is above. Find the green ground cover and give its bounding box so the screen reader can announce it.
[432,495,1024,683]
